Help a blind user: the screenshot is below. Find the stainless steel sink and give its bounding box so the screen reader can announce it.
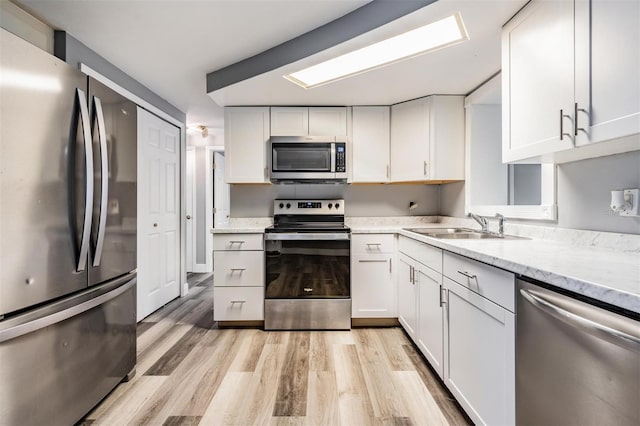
[403,227,529,240]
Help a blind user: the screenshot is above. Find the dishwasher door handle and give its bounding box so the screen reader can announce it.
[520,288,640,351]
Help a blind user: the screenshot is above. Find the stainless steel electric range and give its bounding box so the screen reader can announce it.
[264,199,351,330]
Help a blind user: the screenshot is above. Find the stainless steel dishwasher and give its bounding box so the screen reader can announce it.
[517,277,640,425]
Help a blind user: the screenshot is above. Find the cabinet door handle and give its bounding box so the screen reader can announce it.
[358,259,387,263]
[386,164,390,178]
[439,285,447,307]
[423,161,428,176]
[457,270,477,281]
[389,258,392,273]
[574,102,587,136]
[559,109,572,141]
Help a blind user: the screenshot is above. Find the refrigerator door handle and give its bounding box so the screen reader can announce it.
[92,96,108,266]
[76,88,93,272]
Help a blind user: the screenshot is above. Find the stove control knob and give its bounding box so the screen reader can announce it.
[328,203,333,209]
[335,203,340,209]
[279,203,284,209]
[286,203,291,209]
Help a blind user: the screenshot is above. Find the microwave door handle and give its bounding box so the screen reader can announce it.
[330,143,336,172]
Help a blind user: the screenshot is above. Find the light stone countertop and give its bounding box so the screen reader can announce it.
[212,216,640,314]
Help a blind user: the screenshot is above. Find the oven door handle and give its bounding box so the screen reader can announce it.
[265,232,350,241]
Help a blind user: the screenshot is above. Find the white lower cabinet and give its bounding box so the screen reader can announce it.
[444,277,515,426]
[397,252,418,337]
[213,287,264,321]
[396,235,516,425]
[212,233,264,321]
[351,253,395,318]
[416,265,445,379]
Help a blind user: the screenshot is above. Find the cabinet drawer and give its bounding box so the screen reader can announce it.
[351,234,395,254]
[213,233,263,251]
[213,287,264,321]
[398,236,442,273]
[213,251,264,287]
[443,252,514,312]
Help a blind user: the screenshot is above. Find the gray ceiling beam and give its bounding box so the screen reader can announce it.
[206,0,438,93]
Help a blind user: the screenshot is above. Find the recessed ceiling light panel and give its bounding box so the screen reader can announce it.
[284,12,469,89]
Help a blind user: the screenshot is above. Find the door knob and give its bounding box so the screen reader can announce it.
[186,215,191,219]
[153,223,158,227]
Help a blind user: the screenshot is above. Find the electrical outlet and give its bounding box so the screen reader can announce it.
[619,189,639,217]
[108,199,120,215]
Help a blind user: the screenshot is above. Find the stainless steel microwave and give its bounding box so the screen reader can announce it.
[269,136,347,183]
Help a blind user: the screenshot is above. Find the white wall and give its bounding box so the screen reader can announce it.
[230,184,441,217]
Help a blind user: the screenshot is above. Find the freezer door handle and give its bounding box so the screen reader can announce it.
[76,88,93,272]
[0,276,135,343]
[92,96,108,266]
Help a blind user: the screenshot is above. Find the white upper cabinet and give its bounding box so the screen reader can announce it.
[574,0,640,147]
[309,107,348,136]
[503,0,640,163]
[390,95,464,182]
[270,106,347,136]
[351,106,390,182]
[270,107,309,136]
[224,107,269,183]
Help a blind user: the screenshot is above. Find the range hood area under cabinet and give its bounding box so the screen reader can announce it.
[223,97,465,184]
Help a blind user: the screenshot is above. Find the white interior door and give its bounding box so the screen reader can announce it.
[213,152,230,228]
[185,148,195,272]
[137,108,181,321]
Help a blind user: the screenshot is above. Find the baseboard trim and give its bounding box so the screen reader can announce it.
[351,317,400,327]
[217,320,264,328]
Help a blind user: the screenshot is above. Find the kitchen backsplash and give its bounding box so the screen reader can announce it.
[230,183,440,217]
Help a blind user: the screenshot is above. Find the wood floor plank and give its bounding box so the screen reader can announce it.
[305,370,341,425]
[392,371,449,426]
[309,331,332,372]
[233,342,288,425]
[200,372,254,425]
[273,332,310,417]
[333,344,377,425]
[129,329,241,422]
[136,321,157,338]
[228,329,268,372]
[91,376,168,425]
[269,417,306,426]
[137,299,200,353]
[401,344,471,425]
[144,322,209,376]
[378,328,415,371]
[163,416,202,426]
[354,329,408,420]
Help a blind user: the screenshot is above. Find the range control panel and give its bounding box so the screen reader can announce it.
[274,199,345,215]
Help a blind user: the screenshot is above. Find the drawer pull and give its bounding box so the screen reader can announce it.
[366,243,382,246]
[230,268,246,272]
[229,240,245,244]
[358,259,387,263]
[230,300,246,304]
[457,270,477,281]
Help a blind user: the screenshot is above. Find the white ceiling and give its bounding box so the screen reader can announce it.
[18,0,525,130]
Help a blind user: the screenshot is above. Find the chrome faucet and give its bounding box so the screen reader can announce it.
[468,213,488,232]
[495,213,505,237]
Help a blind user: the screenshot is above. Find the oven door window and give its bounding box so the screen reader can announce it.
[272,143,332,172]
[265,239,350,298]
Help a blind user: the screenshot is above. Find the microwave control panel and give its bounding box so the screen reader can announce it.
[336,143,346,172]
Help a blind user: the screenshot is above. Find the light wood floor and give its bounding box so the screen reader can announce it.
[80,273,471,426]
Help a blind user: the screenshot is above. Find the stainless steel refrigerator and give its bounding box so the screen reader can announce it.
[0,28,137,425]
